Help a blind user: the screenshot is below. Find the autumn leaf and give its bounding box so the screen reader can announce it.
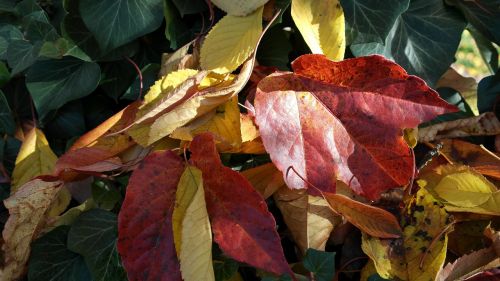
[190,133,292,277]
[117,151,184,281]
[1,179,64,281]
[172,166,215,281]
[254,54,457,199]
[200,6,263,73]
[242,163,284,199]
[291,0,345,61]
[418,164,500,215]
[436,67,479,115]
[274,187,340,252]
[438,139,500,180]
[362,188,451,281]
[323,191,402,238]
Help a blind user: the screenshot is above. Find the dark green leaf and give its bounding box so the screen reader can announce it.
[28,226,92,281]
[341,0,409,45]
[468,25,498,73]
[446,0,500,45]
[22,16,59,43]
[421,87,474,126]
[257,25,292,70]
[79,0,164,52]
[303,249,335,281]
[6,40,42,74]
[3,135,20,173]
[368,273,391,281]
[100,60,136,100]
[351,0,466,86]
[164,0,192,49]
[44,100,86,138]
[0,24,23,60]
[0,0,16,12]
[214,259,239,281]
[61,13,100,61]
[26,56,101,120]
[68,209,126,281]
[0,61,9,86]
[478,70,500,114]
[172,0,207,16]
[0,90,15,135]
[91,180,121,210]
[122,63,160,100]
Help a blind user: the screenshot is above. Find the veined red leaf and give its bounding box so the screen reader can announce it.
[117,151,184,281]
[254,54,457,199]
[190,133,292,277]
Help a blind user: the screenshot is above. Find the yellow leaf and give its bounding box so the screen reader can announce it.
[360,260,378,281]
[403,127,418,149]
[200,7,263,73]
[274,187,340,252]
[143,69,199,105]
[11,128,71,218]
[1,180,64,281]
[172,166,215,281]
[171,97,242,150]
[362,188,450,281]
[211,0,269,16]
[419,164,500,214]
[291,0,345,61]
[11,128,57,191]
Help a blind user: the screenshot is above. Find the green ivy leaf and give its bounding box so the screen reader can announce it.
[214,258,239,281]
[257,24,292,70]
[28,226,92,281]
[7,40,42,75]
[469,26,499,73]
[79,0,164,52]
[340,0,409,45]
[91,180,122,210]
[61,13,100,61]
[0,61,9,87]
[0,90,15,135]
[0,24,23,60]
[164,0,193,49]
[350,0,466,86]
[122,63,160,100]
[303,249,336,281]
[26,56,100,120]
[68,209,127,281]
[172,0,207,17]
[478,70,500,114]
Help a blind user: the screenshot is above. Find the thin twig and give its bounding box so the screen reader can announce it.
[124,57,143,100]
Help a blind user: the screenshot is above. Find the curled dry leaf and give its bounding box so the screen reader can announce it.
[254,54,456,199]
[436,67,479,115]
[418,112,500,142]
[117,151,184,281]
[322,192,401,238]
[190,133,292,277]
[362,188,451,281]
[1,179,64,281]
[438,139,500,180]
[274,187,340,252]
[436,246,500,281]
[291,0,345,61]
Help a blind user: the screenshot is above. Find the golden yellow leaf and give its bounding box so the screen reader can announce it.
[362,188,450,281]
[11,128,57,191]
[127,59,254,146]
[172,166,215,281]
[419,164,500,215]
[403,127,418,149]
[241,163,284,199]
[1,179,64,281]
[211,0,268,16]
[143,69,199,105]
[200,7,263,73]
[291,0,345,61]
[274,187,340,252]
[171,96,242,150]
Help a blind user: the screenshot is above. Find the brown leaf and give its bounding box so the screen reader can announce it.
[1,180,64,281]
[436,246,499,281]
[418,112,500,142]
[241,163,284,199]
[436,67,478,115]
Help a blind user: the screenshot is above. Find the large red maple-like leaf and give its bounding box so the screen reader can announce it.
[254,54,457,199]
[117,151,184,281]
[190,133,292,277]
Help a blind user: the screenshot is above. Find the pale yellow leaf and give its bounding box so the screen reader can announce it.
[172,166,215,281]
[403,127,418,149]
[211,0,269,16]
[171,96,242,150]
[274,187,340,252]
[11,128,57,191]
[1,180,64,281]
[200,7,263,73]
[143,69,199,105]
[291,0,345,61]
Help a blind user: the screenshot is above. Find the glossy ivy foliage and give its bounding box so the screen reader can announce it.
[0,0,499,280]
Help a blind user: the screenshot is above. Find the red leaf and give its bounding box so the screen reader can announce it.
[190,133,292,276]
[118,151,184,281]
[254,54,457,199]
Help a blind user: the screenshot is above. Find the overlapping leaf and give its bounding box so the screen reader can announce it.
[117,151,184,280]
[190,133,292,277]
[254,54,457,199]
